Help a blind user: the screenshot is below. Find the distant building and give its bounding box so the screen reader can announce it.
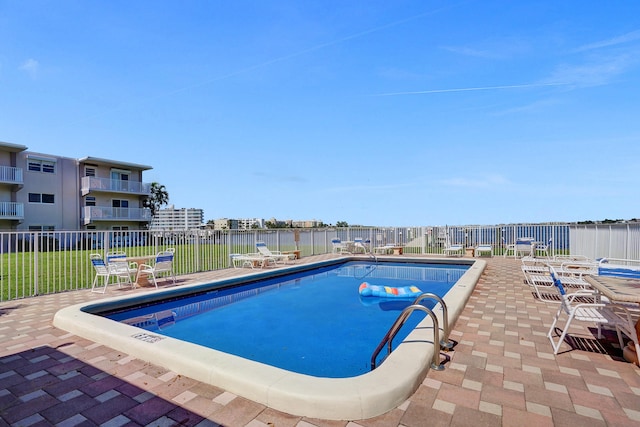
[150,205,204,230]
[0,141,153,231]
[212,218,238,230]
[291,219,322,228]
[237,218,264,229]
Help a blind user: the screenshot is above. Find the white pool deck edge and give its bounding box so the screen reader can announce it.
[53,257,486,421]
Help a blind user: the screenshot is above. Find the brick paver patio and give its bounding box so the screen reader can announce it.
[1,256,639,426]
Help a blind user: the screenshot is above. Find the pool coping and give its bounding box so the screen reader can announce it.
[53,256,486,421]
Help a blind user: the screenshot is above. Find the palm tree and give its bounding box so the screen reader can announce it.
[144,182,169,218]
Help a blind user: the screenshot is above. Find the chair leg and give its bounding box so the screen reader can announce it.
[135,270,143,287]
[92,274,110,293]
[91,275,99,293]
[548,310,576,354]
[149,272,158,288]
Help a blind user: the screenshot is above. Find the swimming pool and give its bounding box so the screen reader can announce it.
[101,261,467,378]
[54,256,486,420]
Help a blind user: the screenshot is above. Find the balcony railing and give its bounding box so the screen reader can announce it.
[81,176,151,196]
[83,206,152,224]
[0,165,23,186]
[0,201,24,220]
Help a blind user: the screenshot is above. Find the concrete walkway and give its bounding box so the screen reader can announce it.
[1,256,639,426]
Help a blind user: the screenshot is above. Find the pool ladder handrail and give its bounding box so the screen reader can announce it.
[370,294,452,371]
[412,293,454,351]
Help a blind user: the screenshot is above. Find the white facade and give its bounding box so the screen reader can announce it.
[151,205,204,230]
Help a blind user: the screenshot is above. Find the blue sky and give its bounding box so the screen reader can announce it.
[1,1,639,227]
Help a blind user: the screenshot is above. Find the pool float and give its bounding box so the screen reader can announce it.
[358,281,422,299]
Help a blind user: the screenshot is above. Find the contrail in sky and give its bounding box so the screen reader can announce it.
[81,4,458,122]
[372,82,571,96]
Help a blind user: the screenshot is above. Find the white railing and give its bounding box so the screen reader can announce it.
[0,165,23,184]
[0,202,24,219]
[0,223,638,301]
[81,176,151,195]
[83,206,152,223]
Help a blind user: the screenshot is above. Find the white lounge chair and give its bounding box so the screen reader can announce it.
[373,244,394,255]
[255,241,294,264]
[598,258,640,279]
[522,264,591,303]
[136,252,176,288]
[443,244,464,257]
[474,244,493,257]
[230,253,274,269]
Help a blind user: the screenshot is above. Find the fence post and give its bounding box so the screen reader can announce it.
[33,233,39,296]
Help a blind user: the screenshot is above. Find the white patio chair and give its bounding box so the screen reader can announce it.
[106,251,138,282]
[353,238,369,254]
[534,238,552,258]
[136,252,176,288]
[90,254,133,293]
[547,266,639,356]
[331,238,350,254]
[502,237,515,257]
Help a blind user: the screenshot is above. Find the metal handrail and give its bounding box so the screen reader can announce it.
[370,304,444,371]
[412,293,453,350]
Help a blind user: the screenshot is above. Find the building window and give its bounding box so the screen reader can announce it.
[28,193,55,204]
[28,225,55,231]
[111,169,130,181]
[112,199,129,208]
[85,167,96,177]
[85,196,96,207]
[28,158,56,174]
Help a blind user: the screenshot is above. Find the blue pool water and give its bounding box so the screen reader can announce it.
[103,261,468,378]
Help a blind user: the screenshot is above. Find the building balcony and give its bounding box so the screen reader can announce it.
[0,166,24,190]
[83,206,152,225]
[81,177,151,196]
[0,202,24,221]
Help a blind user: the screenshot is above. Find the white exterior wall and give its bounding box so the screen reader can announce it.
[17,153,80,230]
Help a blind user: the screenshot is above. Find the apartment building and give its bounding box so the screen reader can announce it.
[0,141,153,231]
[150,205,204,230]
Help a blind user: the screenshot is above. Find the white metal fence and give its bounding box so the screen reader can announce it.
[0,223,637,301]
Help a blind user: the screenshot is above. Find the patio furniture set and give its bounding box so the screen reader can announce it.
[520,254,640,365]
[90,249,176,293]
